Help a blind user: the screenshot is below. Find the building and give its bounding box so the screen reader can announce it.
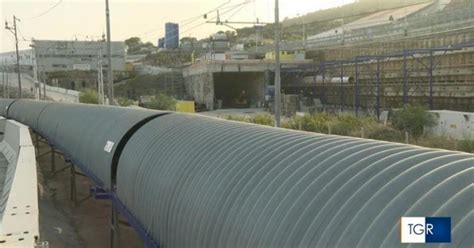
[32,40,126,72]
[165,23,179,49]
[265,50,306,60]
[158,38,165,49]
[180,37,201,52]
[0,49,34,66]
[31,40,126,90]
[210,33,229,53]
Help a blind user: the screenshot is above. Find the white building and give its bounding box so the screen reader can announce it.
[0,49,35,66]
[32,40,126,72]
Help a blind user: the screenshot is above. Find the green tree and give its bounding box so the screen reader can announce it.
[180,37,198,43]
[79,89,99,104]
[391,106,436,138]
[146,93,176,111]
[125,37,155,54]
[125,37,141,48]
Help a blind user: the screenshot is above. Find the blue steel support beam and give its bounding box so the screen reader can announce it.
[403,50,408,107]
[340,62,344,112]
[429,50,434,110]
[282,41,473,113]
[354,60,360,117]
[112,193,160,248]
[376,59,381,121]
[39,133,106,188]
[321,63,326,108]
[312,63,317,85]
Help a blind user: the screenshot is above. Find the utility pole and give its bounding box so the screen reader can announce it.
[6,64,10,99]
[274,0,281,127]
[341,0,345,45]
[105,0,114,105]
[98,38,105,104]
[298,13,306,48]
[34,52,41,100]
[42,53,47,100]
[30,45,41,100]
[302,16,306,48]
[2,59,5,98]
[5,16,22,98]
[255,23,259,54]
[403,0,408,36]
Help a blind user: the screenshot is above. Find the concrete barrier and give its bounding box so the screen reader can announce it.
[0,120,40,247]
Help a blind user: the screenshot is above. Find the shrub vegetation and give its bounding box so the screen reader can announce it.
[224,107,471,153]
[79,89,99,104]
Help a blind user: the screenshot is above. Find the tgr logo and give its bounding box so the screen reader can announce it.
[401,217,451,243]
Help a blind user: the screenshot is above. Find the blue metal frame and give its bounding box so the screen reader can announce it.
[355,55,384,120]
[279,40,474,114]
[34,128,160,248]
[90,187,111,200]
[111,192,160,248]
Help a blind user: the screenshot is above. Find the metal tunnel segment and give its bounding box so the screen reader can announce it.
[4,100,167,189]
[0,99,472,247]
[8,100,54,131]
[0,99,18,119]
[117,113,473,248]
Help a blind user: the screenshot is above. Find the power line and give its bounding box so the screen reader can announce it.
[225,4,249,21]
[26,0,64,20]
[19,0,251,57]
[133,0,234,37]
[125,0,254,55]
[135,0,251,39]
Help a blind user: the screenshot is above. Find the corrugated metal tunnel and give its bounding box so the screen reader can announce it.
[2,99,168,188]
[0,99,17,117]
[0,99,472,247]
[117,113,473,248]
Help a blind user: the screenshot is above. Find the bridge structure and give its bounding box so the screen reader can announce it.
[0,99,472,247]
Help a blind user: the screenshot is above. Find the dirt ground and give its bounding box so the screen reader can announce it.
[34,133,144,248]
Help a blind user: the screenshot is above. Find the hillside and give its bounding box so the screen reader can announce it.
[283,0,431,26]
[236,0,432,42]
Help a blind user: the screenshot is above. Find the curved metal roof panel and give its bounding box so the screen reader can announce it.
[0,99,17,117]
[31,102,167,188]
[7,100,54,130]
[117,113,473,248]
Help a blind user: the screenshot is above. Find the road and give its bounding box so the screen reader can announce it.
[2,73,79,103]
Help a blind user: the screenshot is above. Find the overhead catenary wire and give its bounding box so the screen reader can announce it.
[120,0,255,55]
[25,0,64,20]
[15,0,244,55]
[133,0,236,38]
[135,0,254,40]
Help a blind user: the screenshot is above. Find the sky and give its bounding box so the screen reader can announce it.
[1,0,353,52]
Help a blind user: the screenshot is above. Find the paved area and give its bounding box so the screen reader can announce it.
[201,108,267,118]
[4,73,78,103]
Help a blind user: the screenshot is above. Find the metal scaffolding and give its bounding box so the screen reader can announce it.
[281,41,474,117]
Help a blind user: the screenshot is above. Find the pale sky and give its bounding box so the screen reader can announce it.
[1,0,352,52]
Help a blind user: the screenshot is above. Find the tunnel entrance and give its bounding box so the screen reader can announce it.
[213,72,265,108]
